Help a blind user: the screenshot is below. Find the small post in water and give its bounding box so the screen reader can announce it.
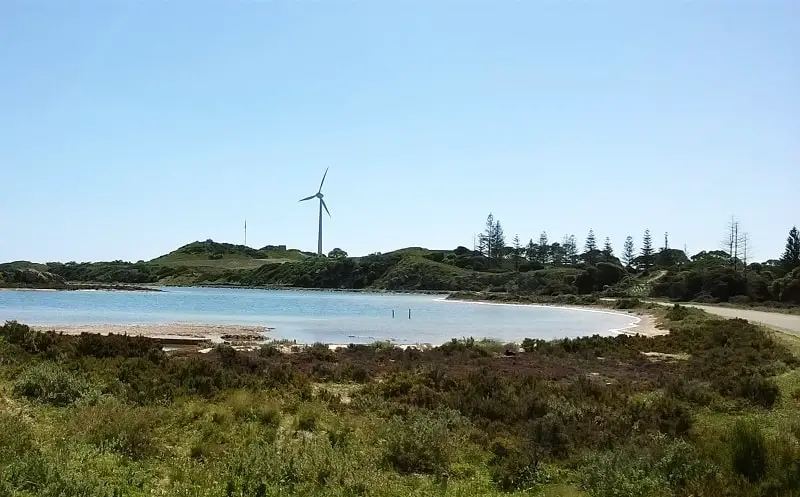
[408,308,411,319]
[392,310,395,318]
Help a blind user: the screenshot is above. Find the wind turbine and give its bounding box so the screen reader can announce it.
[298,168,331,256]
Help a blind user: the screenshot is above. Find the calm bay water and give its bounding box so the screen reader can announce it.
[0,287,639,345]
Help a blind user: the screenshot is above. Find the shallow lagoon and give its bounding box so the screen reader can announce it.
[0,287,639,345]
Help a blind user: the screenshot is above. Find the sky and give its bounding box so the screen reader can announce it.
[1,2,798,263]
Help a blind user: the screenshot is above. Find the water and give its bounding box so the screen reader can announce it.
[0,287,639,345]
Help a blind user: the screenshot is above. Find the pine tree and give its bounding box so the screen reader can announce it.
[584,229,598,264]
[491,220,505,266]
[526,239,536,261]
[564,235,578,264]
[512,234,522,271]
[622,236,635,268]
[641,229,655,269]
[550,242,564,265]
[538,232,549,264]
[782,226,800,270]
[602,237,614,260]
[480,214,495,261]
[585,229,597,253]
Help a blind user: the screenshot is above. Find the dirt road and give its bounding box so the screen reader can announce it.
[656,303,800,336]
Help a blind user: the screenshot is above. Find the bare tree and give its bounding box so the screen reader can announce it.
[722,216,743,271]
[741,232,751,273]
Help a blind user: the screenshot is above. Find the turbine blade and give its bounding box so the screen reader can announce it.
[298,194,316,202]
[318,167,329,193]
[321,198,331,217]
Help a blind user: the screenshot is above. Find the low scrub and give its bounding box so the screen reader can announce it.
[13,361,88,406]
[0,313,798,495]
[76,398,160,459]
[384,410,454,476]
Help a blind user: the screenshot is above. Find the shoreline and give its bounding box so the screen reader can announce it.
[0,284,161,292]
[440,297,666,337]
[21,298,666,346]
[1,284,450,296]
[30,323,272,344]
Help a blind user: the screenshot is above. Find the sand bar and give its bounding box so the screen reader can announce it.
[31,323,271,344]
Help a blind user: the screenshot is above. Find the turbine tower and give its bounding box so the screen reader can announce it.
[298,168,331,256]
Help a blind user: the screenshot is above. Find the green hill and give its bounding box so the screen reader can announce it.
[149,240,311,269]
[0,261,49,272]
[1,241,634,296]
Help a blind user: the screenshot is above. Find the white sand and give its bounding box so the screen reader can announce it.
[441,297,667,337]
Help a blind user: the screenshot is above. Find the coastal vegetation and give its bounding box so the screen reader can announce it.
[2,219,799,307]
[1,305,799,496]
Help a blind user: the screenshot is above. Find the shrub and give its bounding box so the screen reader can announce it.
[762,433,800,495]
[307,342,336,362]
[78,398,159,459]
[735,374,781,409]
[614,297,641,309]
[530,414,571,459]
[438,337,491,358]
[0,411,36,464]
[296,403,321,431]
[258,344,281,357]
[327,420,353,449]
[653,439,720,492]
[339,363,370,383]
[168,357,227,397]
[216,344,238,365]
[728,295,751,305]
[384,410,452,476]
[209,406,232,425]
[665,304,690,321]
[13,361,88,406]
[580,451,668,497]
[75,332,163,360]
[226,390,279,427]
[730,420,767,483]
[648,395,693,437]
[489,439,541,492]
[255,403,281,429]
[665,379,717,407]
[0,321,62,354]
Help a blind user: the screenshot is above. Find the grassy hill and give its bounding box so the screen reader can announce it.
[1,241,633,295]
[149,240,311,269]
[0,261,49,272]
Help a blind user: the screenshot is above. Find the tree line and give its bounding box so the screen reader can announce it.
[476,214,674,271]
[475,213,800,274]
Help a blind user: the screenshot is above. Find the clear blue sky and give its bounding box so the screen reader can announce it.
[1,2,797,263]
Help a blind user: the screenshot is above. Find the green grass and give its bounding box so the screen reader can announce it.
[382,247,450,257]
[149,252,281,269]
[771,330,800,357]
[149,240,311,270]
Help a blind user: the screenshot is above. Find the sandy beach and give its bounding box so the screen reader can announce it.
[31,323,271,344]
[618,312,666,337]
[442,297,667,338]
